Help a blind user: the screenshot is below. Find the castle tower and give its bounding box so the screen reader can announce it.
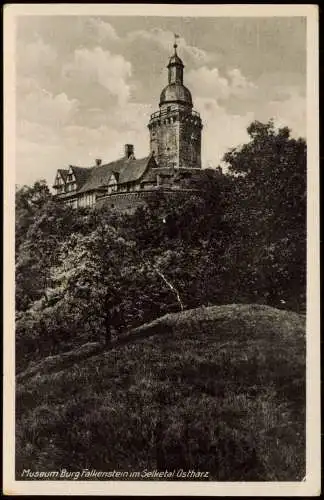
[148,39,203,169]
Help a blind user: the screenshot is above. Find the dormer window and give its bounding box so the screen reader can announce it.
[53,171,68,193]
[108,173,118,194]
[67,166,76,184]
[66,182,76,192]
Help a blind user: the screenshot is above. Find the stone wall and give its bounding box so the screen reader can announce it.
[148,105,202,169]
[95,189,201,213]
[149,116,179,168]
[178,117,202,169]
[95,192,147,213]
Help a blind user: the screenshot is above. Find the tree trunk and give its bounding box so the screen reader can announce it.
[145,260,185,312]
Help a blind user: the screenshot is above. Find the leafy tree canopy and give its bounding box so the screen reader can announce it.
[15,120,307,369]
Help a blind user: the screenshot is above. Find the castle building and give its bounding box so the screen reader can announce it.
[53,41,203,211]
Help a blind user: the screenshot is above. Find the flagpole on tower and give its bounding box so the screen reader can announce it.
[174,33,180,53]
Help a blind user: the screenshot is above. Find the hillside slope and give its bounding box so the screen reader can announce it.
[16,304,305,481]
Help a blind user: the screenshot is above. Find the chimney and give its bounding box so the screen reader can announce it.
[124,144,134,159]
[95,158,102,166]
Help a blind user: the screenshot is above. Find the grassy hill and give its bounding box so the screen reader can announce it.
[16,304,305,481]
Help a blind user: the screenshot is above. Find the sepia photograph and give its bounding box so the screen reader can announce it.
[3,4,320,496]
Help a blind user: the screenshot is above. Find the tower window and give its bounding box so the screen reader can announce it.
[167,106,171,113]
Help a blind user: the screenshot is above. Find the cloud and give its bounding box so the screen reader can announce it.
[226,68,257,95]
[15,31,152,187]
[187,66,257,101]
[260,90,306,139]
[16,108,153,189]
[16,136,63,187]
[127,28,214,65]
[14,18,306,188]
[62,47,132,106]
[17,36,58,76]
[193,85,305,171]
[16,36,60,97]
[17,85,79,128]
[187,64,305,158]
[62,119,149,163]
[86,18,120,42]
[17,93,154,188]
[194,97,254,167]
[187,67,230,100]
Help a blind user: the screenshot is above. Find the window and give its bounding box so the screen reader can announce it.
[167,106,171,113]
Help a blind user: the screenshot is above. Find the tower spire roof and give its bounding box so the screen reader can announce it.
[160,36,192,107]
[167,34,184,68]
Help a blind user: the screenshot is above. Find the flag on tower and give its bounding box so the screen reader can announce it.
[173,33,180,52]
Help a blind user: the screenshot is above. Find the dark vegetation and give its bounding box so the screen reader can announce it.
[15,121,306,480]
[16,304,305,481]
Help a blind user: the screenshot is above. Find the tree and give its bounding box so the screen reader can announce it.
[15,196,91,312]
[15,180,52,251]
[48,219,132,345]
[15,120,307,371]
[223,120,306,310]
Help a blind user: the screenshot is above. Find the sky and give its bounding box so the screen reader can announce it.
[15,15,306,187]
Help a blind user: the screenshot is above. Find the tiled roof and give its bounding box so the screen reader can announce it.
[70,166,92,188]
[141,167,195,183]
[141,167,174,183]
[77,155,155,194]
